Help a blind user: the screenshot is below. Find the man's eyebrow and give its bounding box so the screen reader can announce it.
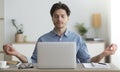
[54,13,66,15]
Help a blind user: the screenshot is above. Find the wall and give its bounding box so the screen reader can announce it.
[111,0,120,69]
[0,0,4,60]
[4,0,110,43]
[0,0,4,51]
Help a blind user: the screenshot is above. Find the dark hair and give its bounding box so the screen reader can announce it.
[50,2,71,17]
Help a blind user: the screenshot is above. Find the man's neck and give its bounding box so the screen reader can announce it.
[54,27,66,36]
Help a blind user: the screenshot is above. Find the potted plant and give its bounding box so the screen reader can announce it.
[75,23,88,39]
[11,19,24,43]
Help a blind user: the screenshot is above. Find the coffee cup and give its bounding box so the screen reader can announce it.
[0,61,7,68]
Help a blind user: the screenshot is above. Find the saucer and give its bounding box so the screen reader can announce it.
[0,65,10,69]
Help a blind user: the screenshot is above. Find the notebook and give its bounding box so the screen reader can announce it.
[37,42,76,68]
[82,63,111,68]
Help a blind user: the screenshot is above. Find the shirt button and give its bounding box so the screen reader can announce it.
[59,38,62,41]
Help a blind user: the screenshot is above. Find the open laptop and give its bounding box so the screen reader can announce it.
[37,42,76,68]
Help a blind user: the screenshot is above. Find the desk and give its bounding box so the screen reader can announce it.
[0,64,120,72]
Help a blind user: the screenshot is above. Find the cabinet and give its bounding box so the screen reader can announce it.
[11,43,35,61]
[10,41,105,62]
[0,51,4,60]
[86,41,105,63]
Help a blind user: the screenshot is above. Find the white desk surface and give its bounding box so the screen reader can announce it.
[0,63,120,72]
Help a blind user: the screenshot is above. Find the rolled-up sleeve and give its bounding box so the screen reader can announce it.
[30,43,37,63]
[76,38,91,63]
[29,38,42,63]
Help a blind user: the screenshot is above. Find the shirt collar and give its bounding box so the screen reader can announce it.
[51,28,70,37]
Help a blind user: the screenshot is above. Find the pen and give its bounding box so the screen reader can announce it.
[98,63,106,65]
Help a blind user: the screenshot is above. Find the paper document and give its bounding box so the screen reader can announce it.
[82,63,111,68]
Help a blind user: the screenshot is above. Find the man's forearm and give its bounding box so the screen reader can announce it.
[90,52,106,63]
[16,53,28,63]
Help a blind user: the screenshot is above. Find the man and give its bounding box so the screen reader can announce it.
[3,2,117,63]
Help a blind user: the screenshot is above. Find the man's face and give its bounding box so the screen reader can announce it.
[52,9,69,29]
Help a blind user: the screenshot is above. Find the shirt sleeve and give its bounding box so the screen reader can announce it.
[76,37,91,63]
[30,36,45,63]
[30,42,38,63]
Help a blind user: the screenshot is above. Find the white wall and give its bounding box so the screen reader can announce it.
[0,0,4,60]
[4,0,110,43]
[0,0,4,51]
[111,0,120,69]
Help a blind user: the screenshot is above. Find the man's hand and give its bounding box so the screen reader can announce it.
[90,43,117,63]
[3,44,18,56]
[3,44,28,63]
[103,43,117,56]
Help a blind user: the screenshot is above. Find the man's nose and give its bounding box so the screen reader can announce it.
[58,16,62,21]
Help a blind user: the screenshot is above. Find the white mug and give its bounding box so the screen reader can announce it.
[0,61,7,68]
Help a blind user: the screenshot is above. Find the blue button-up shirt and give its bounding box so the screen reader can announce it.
[30,29,90,63]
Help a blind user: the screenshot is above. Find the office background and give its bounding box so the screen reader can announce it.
[4,0,110,43]
[0,0,120,69]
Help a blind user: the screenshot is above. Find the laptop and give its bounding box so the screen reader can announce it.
[37,42,76,68]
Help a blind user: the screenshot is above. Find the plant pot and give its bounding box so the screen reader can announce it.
[15,34,24,43]
[81,34,86,40]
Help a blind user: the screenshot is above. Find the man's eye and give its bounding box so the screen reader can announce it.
[62,16,64,18]
[62,15,66,18]
[54,16,58,18]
